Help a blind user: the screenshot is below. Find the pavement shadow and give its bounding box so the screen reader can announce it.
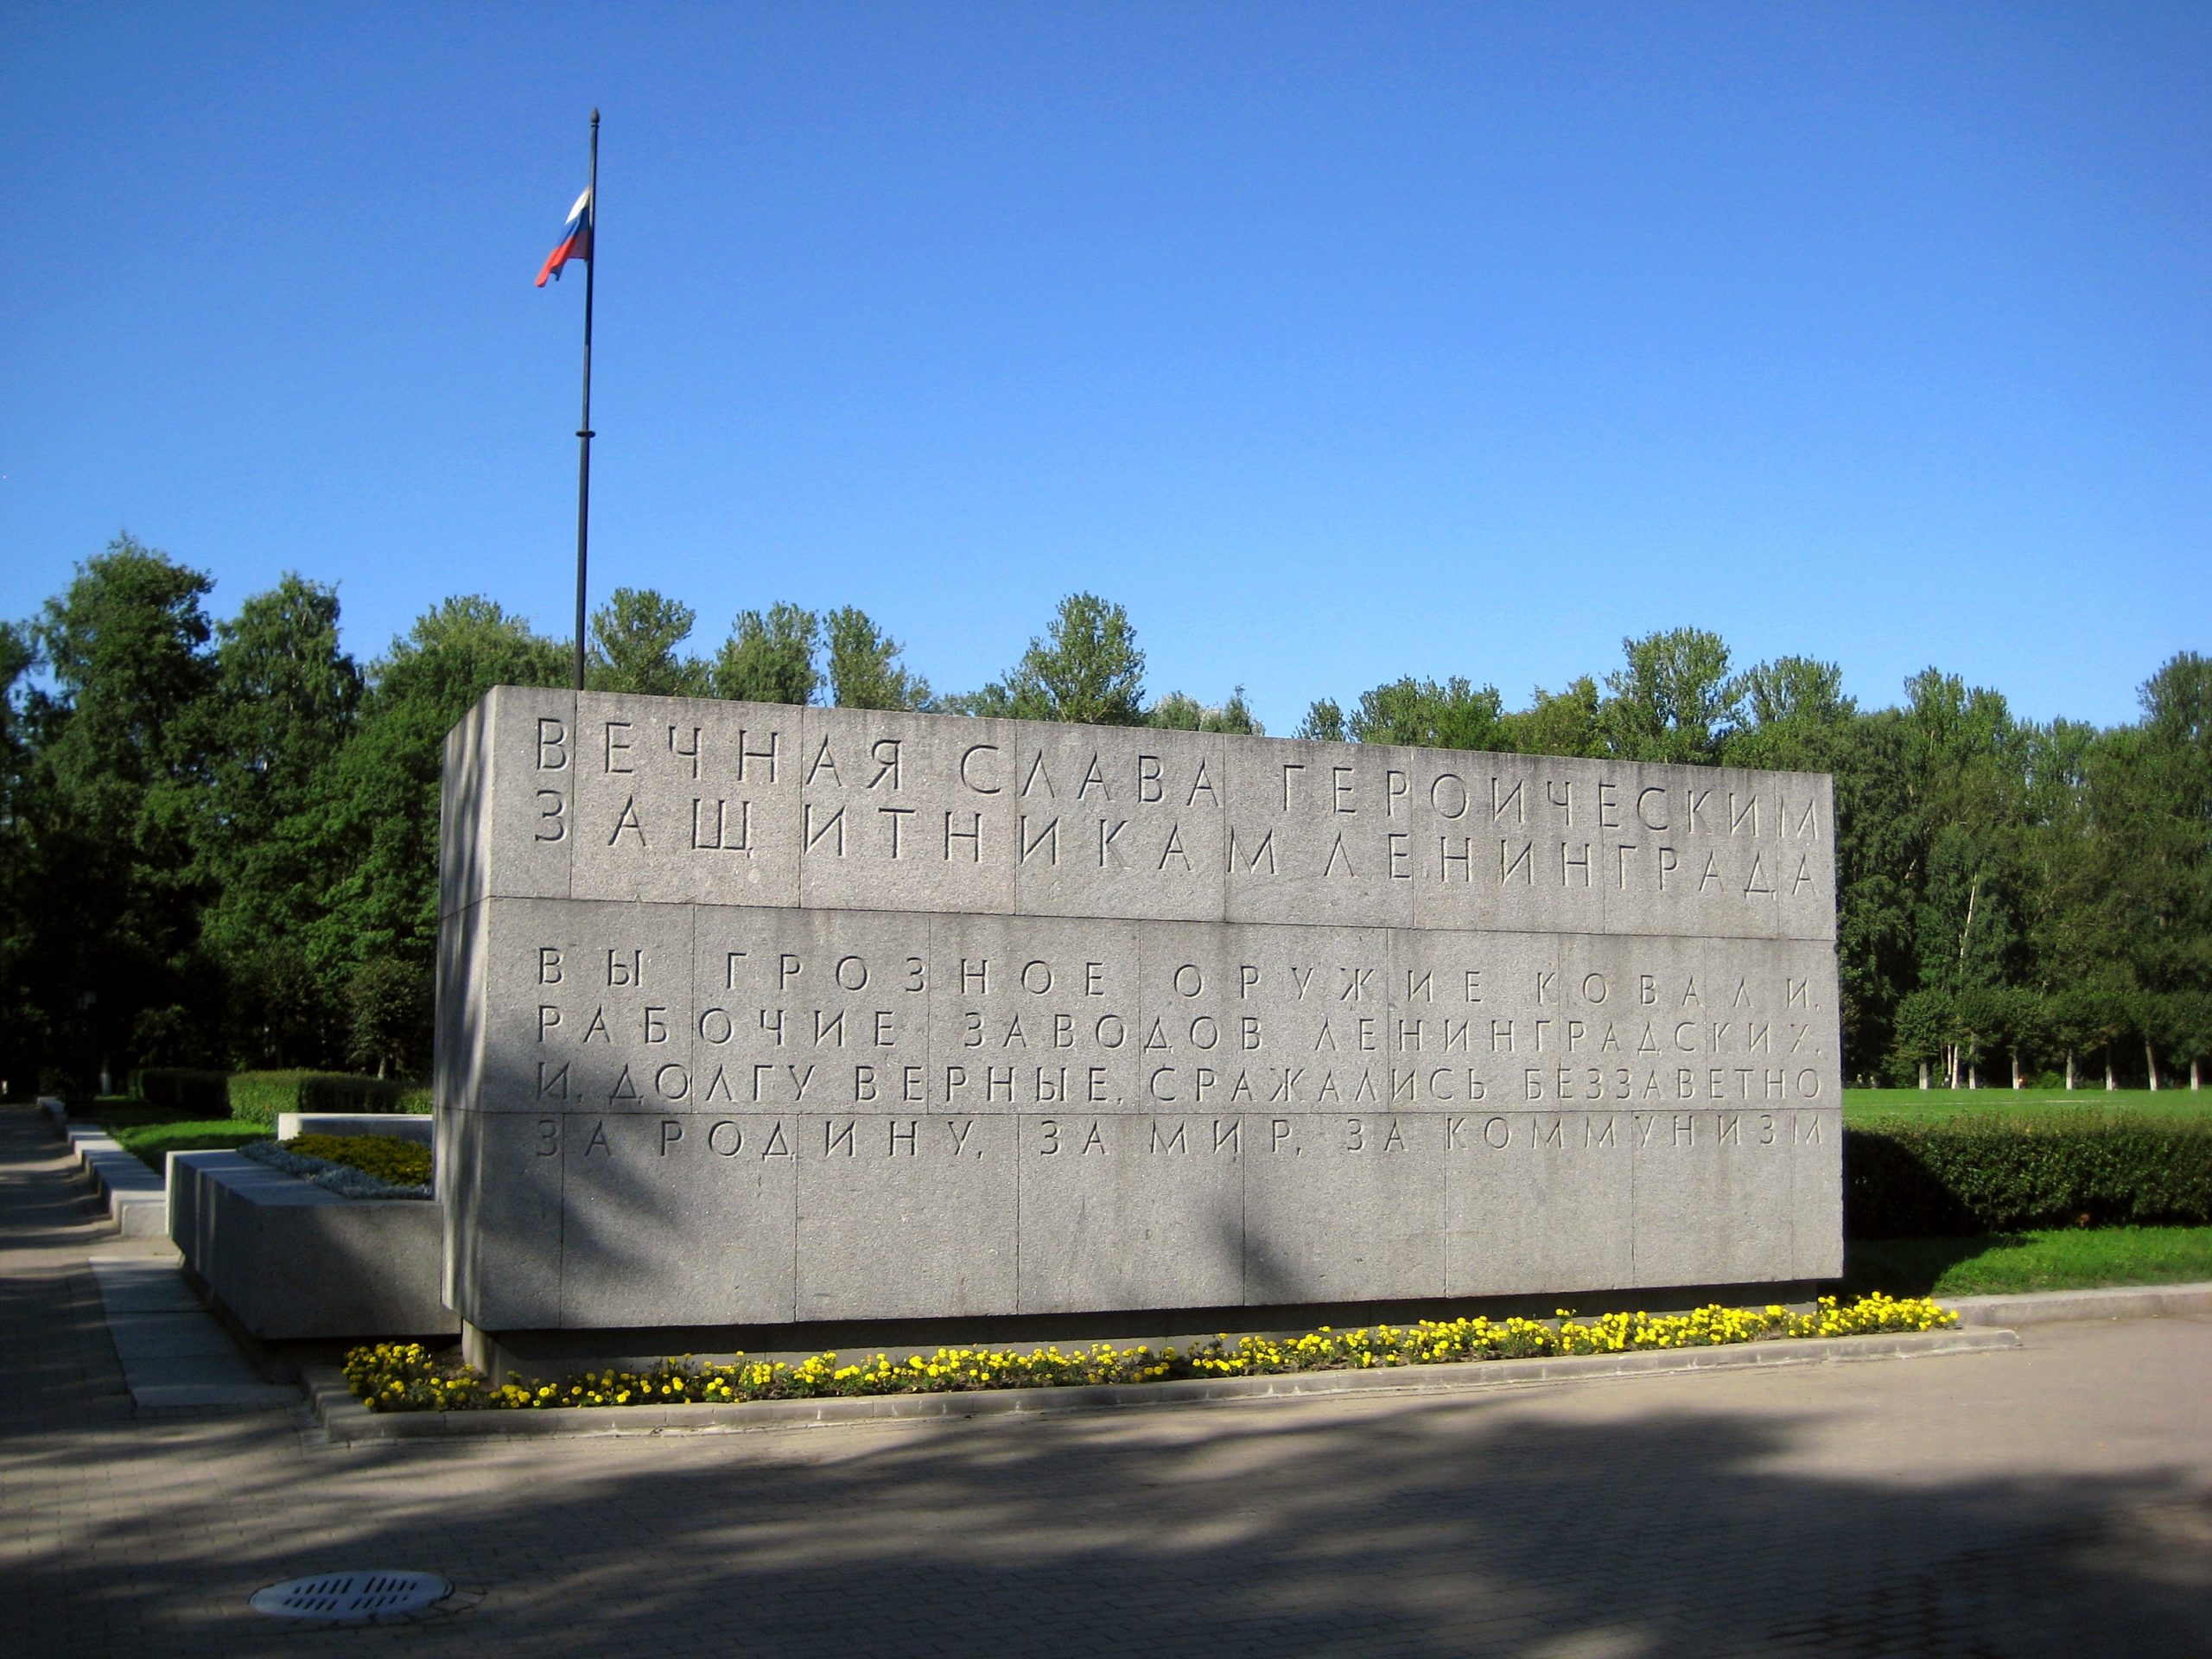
[12,1378,2212,1657]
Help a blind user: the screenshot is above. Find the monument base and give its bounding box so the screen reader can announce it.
[457,1277,1840,1378]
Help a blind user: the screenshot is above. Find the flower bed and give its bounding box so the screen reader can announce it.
[344,1293,1955,1414]
[239,1134,431,1199]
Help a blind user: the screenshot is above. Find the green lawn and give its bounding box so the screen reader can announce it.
[106,1119,269,1170]
[1840,1225,2212,1298]
[1843,1086,2212,1125]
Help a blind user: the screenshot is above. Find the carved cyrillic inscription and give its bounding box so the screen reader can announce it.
[488,899,1833,1115]
[476,697,1834,938]
[440,688,1844,1332]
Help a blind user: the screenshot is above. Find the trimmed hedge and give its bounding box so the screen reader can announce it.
[130,1068,231,1116]
[228,1071,425,1126]
[1846,1112,2212,1238]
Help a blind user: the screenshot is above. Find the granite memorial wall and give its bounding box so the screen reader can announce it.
[437,686,1842,1343]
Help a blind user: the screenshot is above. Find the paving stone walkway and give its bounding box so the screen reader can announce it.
[3,1103,2209,1657]
[90,1259,300,1412]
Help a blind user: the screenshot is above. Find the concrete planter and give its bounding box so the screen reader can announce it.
[168,1151,458,1342]
[274,1112,434,1144]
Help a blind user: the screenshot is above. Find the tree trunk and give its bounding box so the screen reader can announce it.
[2064,1049,2076,1090]
[2106,1054,2116,1090]
[2011,1049,2024,1090]
[2145,1038,2159,1091]
[1968,1061,1980,1090]
[2193,1059,2202,1091]
[1917,1060,1929,1091]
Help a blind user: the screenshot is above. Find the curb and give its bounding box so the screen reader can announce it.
[66,1127,168,1237]
[306,1325,2018,1444]
[1942,1281,2212,1326]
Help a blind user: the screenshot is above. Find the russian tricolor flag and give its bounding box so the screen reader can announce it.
[535,187,594,287]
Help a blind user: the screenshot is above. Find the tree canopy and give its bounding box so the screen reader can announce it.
[1,548,2202,1098]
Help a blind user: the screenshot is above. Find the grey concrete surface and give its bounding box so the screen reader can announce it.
[67,1127,168,1236]
[1946,1280,2212,1325]
[4,1106,2208,1659]
[439,690,1847,1344]
[273,1113,434,1143]
[167,1152,455,1341]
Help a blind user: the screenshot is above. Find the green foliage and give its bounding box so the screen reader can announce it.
[1844,1114,2212,1238]
[1842,1225,2212,1299]
[711,603,820,703]
[1296,698,1346,741]
[961,593,1145,725]
[1500,677,1605,758]
[1597,626,1741,764]
[21,537,219,1084]
[589,588,708,696]
[226,1068,411,1126]
[346,957,430,1078]
[1147,686,1262,734]
[111,1119,269,1172]
[282,1131,431,1187]
[824,607,931,710]
[310,596,567,1033]
[1346,677,1504,750]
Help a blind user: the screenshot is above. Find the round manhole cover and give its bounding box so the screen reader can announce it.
[250,1570,453,1622]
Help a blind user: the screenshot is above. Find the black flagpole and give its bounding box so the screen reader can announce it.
[572,109,599,693]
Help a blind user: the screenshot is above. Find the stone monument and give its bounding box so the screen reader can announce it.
[438,688,1840,1363]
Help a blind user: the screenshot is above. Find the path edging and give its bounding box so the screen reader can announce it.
[1942,1281,2212,1325]
[306,1325,2018,1443]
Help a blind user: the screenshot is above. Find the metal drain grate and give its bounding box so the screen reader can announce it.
[250,1570,452,1622]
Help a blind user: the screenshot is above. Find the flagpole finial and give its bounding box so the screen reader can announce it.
[591,107,601,124]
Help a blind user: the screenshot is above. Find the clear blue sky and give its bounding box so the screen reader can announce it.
[4,2,2206,733]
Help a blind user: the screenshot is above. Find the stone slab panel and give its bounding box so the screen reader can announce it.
[694,905,934,1112]
[1445,1110,1635,1298]
[1014,1113,1243,1313]
[1791,1107,1847,1280]
[171,1153,456,1341]
[1238,1114,1446,1305]
[571,691,802,907]
[442,1109,563,1330]
[926,912,1140,1112]
[793,1113,1017,1322]
[1006,725,1229,922]
[440,685,575,915]
[797,709,1019,917]
[558,1112,798,1327]
[477,897,696,1115]
[1628,1108,1800,1289]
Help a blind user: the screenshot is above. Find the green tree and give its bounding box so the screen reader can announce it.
[711,603,820,704]
[194,574,363,1065]
[1344,677,1505,751]
[961,594,1146,725]
[1725,657,1855,772]
[0,621,43,1091]
[1295,699,1347,742]
[22,536,219,1084]
[1147,687,1262,734]
[590,588,708,697]
[824,607,931,710]
[1889,987,1954,1090]
[310,597,568,1028]
[347,955,432,1078]
[1501,677,1605,760]
[1597,627,1741,765]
